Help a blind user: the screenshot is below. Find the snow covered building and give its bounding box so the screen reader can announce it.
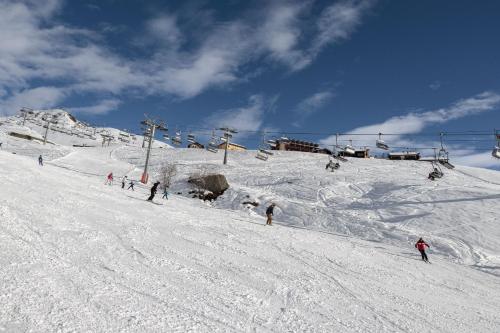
[388,151,421,160]
[339,148,370,158]
[188,142,205,149]
[217,142,247,151]
[273,138,319,153]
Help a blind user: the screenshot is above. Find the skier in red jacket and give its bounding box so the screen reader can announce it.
[415,238,430,262]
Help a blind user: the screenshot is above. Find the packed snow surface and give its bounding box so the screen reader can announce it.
[1,113,500,332]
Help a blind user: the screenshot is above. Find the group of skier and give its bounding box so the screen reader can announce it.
[105,172,168,201]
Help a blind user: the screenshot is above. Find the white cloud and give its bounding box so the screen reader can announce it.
[0,0,375,115]
[312,0,374,56]
[321,92,500,142]
[146,14,182,47]
[296,91,334,116]
[453,151,500,169]
[204,94,278,139]
[319,91,500,169]
[71,99,121,115]
[293,90,334,127]
[0,87,67,114]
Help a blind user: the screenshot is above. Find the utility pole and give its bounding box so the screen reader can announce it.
[140,117,167,183]
[219,127,237,165]
[20,107,32,126]
[42,114,58,145]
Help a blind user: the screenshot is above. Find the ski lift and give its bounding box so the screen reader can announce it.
[171,130,182,146]
[255,132,275,161]
[437,133,455,168]
[256,151,269,161]
[428,161,444,181]
[492,147,500,159]
[267,139,277,148]
[376,133,389,150]
[332,134,348,162]
[206,130,219,153]
[344,139,355,155]
[256,148,274,161]
[187,133,195,143]
[492,131,500,159]
[163,133,170,140]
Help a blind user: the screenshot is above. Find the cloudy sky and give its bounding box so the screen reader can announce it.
[0,0,499,167]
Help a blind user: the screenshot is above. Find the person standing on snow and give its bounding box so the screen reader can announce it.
[127,180,135,191]
[162,187,169,200]
[147,181,161,201]
[38,155,43,166]
[266,203,276,226]
[121,175,128,189]
[105,172,113,185]
[415,238,430,262]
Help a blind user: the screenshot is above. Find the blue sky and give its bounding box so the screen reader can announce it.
[0,0,499,167]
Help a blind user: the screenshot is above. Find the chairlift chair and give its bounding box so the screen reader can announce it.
[428,161,444,180]
[492,132,500,159]
[206,130,219,153]
[376,133,389,150]
[187,134,195,143]
[207,141,219,153]
[492,147,500,159]
[256,151,269,161]
[344,145,355,155]
[171,137,182,146]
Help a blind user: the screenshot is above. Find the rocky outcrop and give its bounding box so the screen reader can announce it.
[188,174,229,201]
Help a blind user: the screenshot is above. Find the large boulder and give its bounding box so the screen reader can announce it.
[188,174,229,198]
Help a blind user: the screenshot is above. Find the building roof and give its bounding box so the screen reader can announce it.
[217,142,246,149]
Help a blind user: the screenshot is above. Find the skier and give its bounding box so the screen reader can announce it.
[127,180,135,191]
[415,238,430,262]
[266,203,276,226]
[325,160,333,170]
[162,187,169,200]
[38,155,43,166]
[121,175,128,189]
[147,181,161,201]
[105,172,113,185]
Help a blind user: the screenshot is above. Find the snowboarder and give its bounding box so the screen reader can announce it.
[147,181,161,201]
[105,172,113,185]
[121,176,128,189]
[127,180,135,191]
[162,188,169,200]
[415,238,430,262]
[38,155,43,166]
[0,142,3,149]
[325,160,333,170]
[266,203,276,226]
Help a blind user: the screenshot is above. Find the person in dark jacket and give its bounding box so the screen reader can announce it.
[38,155,43,166]
[127,180,135,191]
[147,181,161,201]
[121,176,128,189]
[266,203,276,225]
[415,238,430,262]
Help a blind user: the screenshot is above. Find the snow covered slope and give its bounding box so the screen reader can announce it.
[1,114,500,331]
[1,150,500,332]
[111,146,500,275]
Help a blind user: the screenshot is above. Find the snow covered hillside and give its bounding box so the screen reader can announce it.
[1,113,500,332]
